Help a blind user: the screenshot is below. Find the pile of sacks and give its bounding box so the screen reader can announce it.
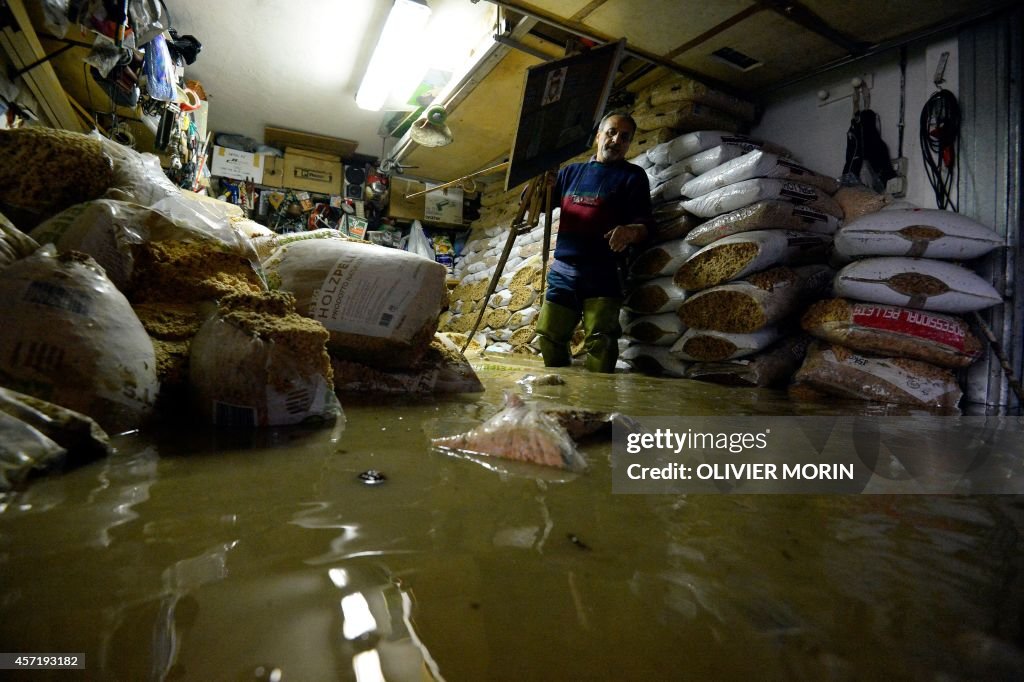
[619,124,1005,410]
[0,126,482,445]
[621,128,841,384]
[627,74,757,161]
[793,209,1003,409]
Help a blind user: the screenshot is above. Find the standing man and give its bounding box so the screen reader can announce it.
[536,112,652,373]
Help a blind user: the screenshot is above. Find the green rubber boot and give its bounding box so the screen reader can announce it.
[536,300,580,367]
[582,297,623,373]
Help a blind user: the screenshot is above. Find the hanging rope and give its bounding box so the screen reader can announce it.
[920,88,960,211]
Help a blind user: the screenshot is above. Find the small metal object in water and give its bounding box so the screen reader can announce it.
[567,533,591,550]
[358,470,387,485]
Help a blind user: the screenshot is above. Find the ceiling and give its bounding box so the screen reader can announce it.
[22,0,1016,187]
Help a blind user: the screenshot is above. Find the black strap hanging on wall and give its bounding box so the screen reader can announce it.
[842,108,897,191]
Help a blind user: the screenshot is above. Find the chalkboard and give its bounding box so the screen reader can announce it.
[504,40,626,191]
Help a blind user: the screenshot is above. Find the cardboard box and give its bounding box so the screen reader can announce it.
[388,177,426,221]
[211,145,264,183]
[261,155,285,188]
[283,147,342,195]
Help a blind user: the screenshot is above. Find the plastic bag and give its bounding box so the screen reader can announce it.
[431,392,588,472]
[407,220,435,260]
[143,33,175,101]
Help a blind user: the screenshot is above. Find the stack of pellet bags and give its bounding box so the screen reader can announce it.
[616,76,1004,410]
[439,179,560,358]
[0,127,483,484]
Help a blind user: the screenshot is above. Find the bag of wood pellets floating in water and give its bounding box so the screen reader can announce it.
[670,325,782,361]
[621,344,690,378]
[623,276,688,314]
[683,178,842,219]
[791,341,963,410]
[833,257,1002,313]
[263,239,447,369]
[833,209,1003,260]
[431,392,587,472]
[0,247,159,432]
[684,200,840,248]
[685,334,812,388]
[677,264,833,333]
[623,312,686,346]
[189,291,342,427]
[682,150,840,198]
[674,230,832,292]
[801,298,983,369]
[630,238,699,280]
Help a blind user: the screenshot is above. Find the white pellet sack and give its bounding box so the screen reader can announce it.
[673,143,748,177]
[0,211,39,267]
[834,209,1003,260]
[621,344,690,378]
[623,276,688,314]
[678,264,833,333]
[630,238,699,280]
[683,179,843,219]
[508,307,539,329]
[675,230,832,291]
[629,152,654,169]
[685,200,839,248]
[650,172,695,203]
[0,247,158,431]
[623,313,686,346]
[682,150,840,198]
[833,257,1002,313]
[670,326,782,361]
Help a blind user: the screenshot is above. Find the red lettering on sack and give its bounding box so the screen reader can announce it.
[851,304,966,350]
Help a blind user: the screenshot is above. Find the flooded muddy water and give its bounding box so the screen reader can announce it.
[2,354,1023,681]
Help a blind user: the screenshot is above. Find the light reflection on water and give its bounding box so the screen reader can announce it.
[0,354,1022,681]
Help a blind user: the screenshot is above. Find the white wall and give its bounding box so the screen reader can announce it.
[752,34,959,210]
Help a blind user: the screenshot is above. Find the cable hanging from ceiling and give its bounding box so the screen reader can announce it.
[920,88,960,212]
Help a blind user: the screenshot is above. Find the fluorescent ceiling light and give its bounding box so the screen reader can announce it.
[356,0,432,111]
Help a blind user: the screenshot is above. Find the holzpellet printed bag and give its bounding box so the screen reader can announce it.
[833,257,1002,313]
[833,208,1003,260]
[678,264,833,333]
[682,150,840,198]
[674,230,832,291]
[801,298,983,368]
[792,341,963,410]
[685,200,839,248]
[682,178,843,219]
[264,240,447,368]
[670,325,782,361]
